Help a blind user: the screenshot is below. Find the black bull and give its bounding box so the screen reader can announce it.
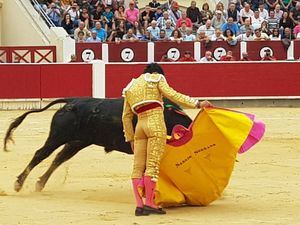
[4,98,192,192]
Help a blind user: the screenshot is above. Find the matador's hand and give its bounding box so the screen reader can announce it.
[196,100,213,109]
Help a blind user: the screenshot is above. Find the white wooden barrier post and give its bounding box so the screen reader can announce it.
[91,60,106,98]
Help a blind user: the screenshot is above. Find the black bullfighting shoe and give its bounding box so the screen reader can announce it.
[143,205,166,215]
[135,207,147,216]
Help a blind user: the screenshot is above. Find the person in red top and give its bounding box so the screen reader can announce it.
[176,11,193,28]
[220,51,235,61]
[178,51,196,61]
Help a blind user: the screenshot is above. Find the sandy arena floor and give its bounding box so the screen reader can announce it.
[0,108,299,225]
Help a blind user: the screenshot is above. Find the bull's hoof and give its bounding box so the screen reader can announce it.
[35,180,45,192]
[14,180,23,192]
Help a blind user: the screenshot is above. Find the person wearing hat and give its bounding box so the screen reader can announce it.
[122,63,212,216]
[168,1,182,23]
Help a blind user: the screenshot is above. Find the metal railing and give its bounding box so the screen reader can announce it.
[30,0,56,28]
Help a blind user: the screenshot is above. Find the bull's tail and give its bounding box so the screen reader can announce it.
[3,98,71,151]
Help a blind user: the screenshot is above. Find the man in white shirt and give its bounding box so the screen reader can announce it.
[147,20,160,40]
[239,3,254,25]
[197,20,215,38]
[236,28,254,41]
[200,51,216,62]
[251,10,265,30]
[258,3,269,20]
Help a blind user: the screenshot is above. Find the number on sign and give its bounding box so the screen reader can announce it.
[81,49,95,62]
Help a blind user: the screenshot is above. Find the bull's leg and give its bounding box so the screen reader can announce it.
[36,141,89,192]
[15,140,64,192]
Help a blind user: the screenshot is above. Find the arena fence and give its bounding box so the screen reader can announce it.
[76,40,299,62]
[0,60,300,109]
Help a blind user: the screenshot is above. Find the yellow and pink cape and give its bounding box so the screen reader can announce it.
[155,107,265,207]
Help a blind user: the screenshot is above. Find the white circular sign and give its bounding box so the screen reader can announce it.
[260,47,273,58]
[213,47,227,61]
[121,48,134,62]
[167,48,180,61]
[81,49,95,62]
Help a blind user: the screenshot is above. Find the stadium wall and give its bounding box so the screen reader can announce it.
[0,61,300,109]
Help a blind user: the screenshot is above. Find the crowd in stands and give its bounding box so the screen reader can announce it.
[33,0,300,44]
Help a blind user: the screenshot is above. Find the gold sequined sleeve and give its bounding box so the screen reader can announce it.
[122,98,134,142]
[158,76,198,108]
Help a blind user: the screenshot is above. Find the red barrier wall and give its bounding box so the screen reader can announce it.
[0,65,41,98]
[76,43,102,62]
[105,62,300,98]
[200,41,240,61]
[0,64,92,99]
[108,42,148,62]
[247,41,287,60]
[154,41,194,61]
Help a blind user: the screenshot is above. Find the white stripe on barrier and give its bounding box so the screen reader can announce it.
[91,60,105,98]
[240,41,247,59]
[287,41,294,60]
[194,42,201,61]
[147,42,155,63]
[102,44,109,62]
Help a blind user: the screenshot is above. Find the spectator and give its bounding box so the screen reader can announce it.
[69,54,77,62]
[240,52,251,61]
[164,19,175,38]
[154,6,163,20]
[140,5,155,30]
[61,13,74,35]
[133,21,144,39]
[196,30,210,43]
[214,2,226,18]
[169,29,183,42]
[102,6,115,31]
[186,1,202,30]
[178,21,188,37]
[239,3,254,25]
[223,29,238,45]
[211,10,226,30]
[67,2,80,26]
[293,17,300,37]
[92,21,107,41]
[251,10,265,30]
[77,30,86,42]
[125,1,139,29]
[261,21,271,35]
[197,20,215,39]
[266,0,279,10]
[240,18,254,34]
[221,17,239,36]
[289,2,300,25]
[253,28,270,40]
[140,30,153,41]
[107,20,126,41]
[161,0,173,11]
[80,7,92,29]
[281,27,294,39]
[279,11,294,30]
[47,3,61,26]
[280,0,293,11]
[86,30,102,42]
[261,49,276,60]
[178,51,196,62]
[200,3,213,24]
[168,1,182,23]
[274,4,283,20]
[157,29,169,41]
[200,51,215,61]
[236,28,254,41]
[149,0,160,9]
[183,28,196,41]
[92,4,103,25]
[176,11,193,28]
[157,11,176,29]
[123,28,139,41]
[74,21,91,41]
[147,20,160,40]
[114,6,126,24]
[267,11,279,30]
[61,0,74,12]
[258,3,269,20]
[269,28,281,40]
[220,51,235,61]
[211,29,225,41]
[227,3,239,22]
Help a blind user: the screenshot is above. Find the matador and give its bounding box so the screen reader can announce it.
[122,63,211,216]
